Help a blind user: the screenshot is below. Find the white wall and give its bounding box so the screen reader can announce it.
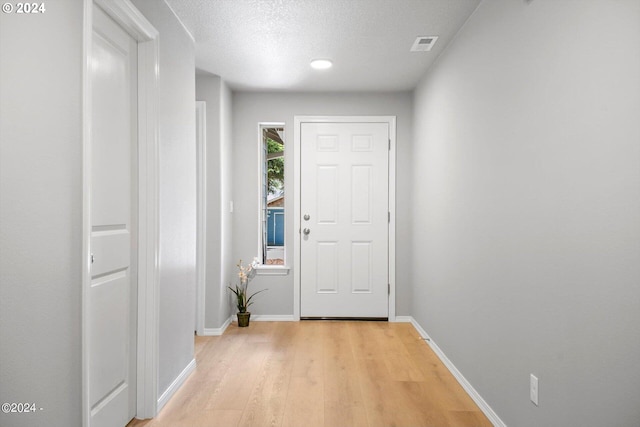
[131,0,197,399]
[0,4,84,427]
[232,92,413,317]
[410,0,640,425]
[196,72,234,329]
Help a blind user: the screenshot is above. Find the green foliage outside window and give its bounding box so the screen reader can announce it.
[267,137,284,194]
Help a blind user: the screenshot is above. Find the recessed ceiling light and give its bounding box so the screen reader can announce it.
[310,59,333,70]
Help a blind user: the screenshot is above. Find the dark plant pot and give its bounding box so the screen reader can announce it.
[237,312,251,327]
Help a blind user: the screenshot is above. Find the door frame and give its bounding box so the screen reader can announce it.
[195,101,207,336]
[293,116,396,321]
[82,0,160,424]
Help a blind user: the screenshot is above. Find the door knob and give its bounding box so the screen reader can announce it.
[303,228,311,235]
[303,214,310,221]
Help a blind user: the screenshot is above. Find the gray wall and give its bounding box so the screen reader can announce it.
[0,3,84,426]
[196,72,234,329]
[232,92,413,317]
[410,0,640,426]
[131,0,197,399]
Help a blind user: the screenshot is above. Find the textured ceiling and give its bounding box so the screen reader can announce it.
[165,0,481,92]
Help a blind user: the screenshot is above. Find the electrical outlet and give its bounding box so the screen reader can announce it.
[530,374,539,406]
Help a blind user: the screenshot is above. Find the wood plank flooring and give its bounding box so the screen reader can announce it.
[128,321,492,427]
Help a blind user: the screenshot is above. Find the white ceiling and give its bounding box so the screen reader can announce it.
[165,0,481,92]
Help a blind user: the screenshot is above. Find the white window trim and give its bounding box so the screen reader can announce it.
[257,122,289,273]
[254,264,291,276]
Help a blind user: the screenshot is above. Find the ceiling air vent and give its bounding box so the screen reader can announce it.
[411,36,439,52]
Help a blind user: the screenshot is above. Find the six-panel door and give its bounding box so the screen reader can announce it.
[300,122,389,318]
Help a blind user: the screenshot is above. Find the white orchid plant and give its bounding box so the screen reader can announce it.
[228,258,266,313]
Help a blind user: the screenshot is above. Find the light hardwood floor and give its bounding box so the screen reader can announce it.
[128,321,492,427]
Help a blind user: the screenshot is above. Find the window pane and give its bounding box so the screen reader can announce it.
[261,125,285,265]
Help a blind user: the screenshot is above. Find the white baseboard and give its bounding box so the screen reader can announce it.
[250,314,295,321]
[231,314,295,322]
[156,358,196,412]
[201,316,232,336]
[203,315,294,335]
[403,316,506,427]
[393,315,414,324]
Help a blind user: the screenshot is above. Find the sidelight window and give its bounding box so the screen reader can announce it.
[259,124,285,265]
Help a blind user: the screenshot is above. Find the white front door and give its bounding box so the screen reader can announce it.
[300,122,389,318]
[88,4,137,426]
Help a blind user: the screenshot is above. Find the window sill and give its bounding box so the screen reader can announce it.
[254,265,290,276]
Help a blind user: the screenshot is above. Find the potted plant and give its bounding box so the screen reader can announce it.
[228,258,267,327]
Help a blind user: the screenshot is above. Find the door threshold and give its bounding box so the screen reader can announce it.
[301,317,388,321]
